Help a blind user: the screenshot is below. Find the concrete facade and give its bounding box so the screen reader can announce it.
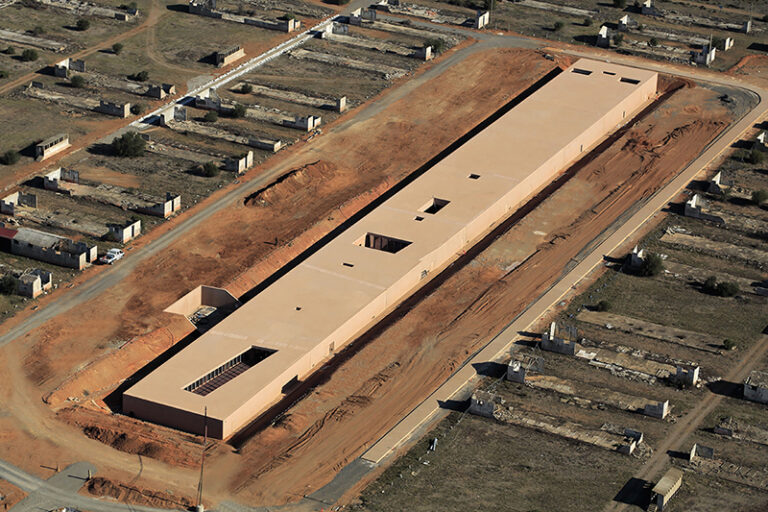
[123,59,658,439]
[43,167,79,192]
[225,151,254,174]
[35,134,70,161]
[1,191,37,215]
[743,370,768,404]
[0,226,96,269]
[137,193,181,218]
[652,468,683,511]
[643,400,669,419]
[215,46,245,68]
[16,269,52,298]
[675,365,700,386]
[108,219,141,243]
[506,360,526,383]
[540,321,579,355]
[684,194,724,225]
[474,10,489,29]
[597,26,610,48]
[96,100,131,118]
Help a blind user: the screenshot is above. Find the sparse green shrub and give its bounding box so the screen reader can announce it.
[715,281,740,297]
[425,38,446,54]
[111,131,145,157]
[230,104,247,119]
[0,150,20,165]
[0,275,15,295]
[595,300,611,312]
[613,33,625,46]
[203,111,218,123]
[553,21,564,32]
[648,37,659,47]
[76,18,90,31]
[745,148,765,165]
[752,189,768,205]
[703,276,718,294]
[130,70,149,82]
[31,26,45,36]
[20,49,38,62]
[239,83,253,94]
[130,103,144,115]
[723,339,736,350]
[583,18,593,27]
[278,12,296,20]
[70,74,85,88]
[0,70,8,79]
[201,161,219,177]
[640,252,664,277]
[112,43,124,55]
[4,46,15,55]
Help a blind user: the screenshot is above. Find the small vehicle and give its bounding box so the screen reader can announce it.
[100,248,124,265]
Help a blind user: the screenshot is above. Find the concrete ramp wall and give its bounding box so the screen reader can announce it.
[165,285,239,317]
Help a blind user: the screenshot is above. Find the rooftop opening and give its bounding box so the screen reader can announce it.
[419,197,450,215]
[571,68,593,75]
[342,262,354,267]
[414,216,424,221]
[356,233,412,254]
[468,173,481,180]
[603,71,617,76]
[184,346,276,396]
[620,77,640,85]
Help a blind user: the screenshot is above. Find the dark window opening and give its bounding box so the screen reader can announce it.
[572,68,593,75]
[420,198,450,215]
[620,77,640,85]
[184,346,276,396]
[414,216,424,221]
[342,262,354,267]
[357,233,412,254]
[468,173,480,179]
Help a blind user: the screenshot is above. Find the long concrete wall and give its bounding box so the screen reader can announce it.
[124,59,658,439]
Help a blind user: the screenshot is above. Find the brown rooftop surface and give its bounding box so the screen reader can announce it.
[124,59,658,438]
[652,467,683,496]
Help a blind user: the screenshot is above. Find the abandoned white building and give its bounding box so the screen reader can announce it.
[743,370,768,404]
[16,269,53,298]
[652,467,683,511]
[0,226,97,269]
[35,134,70,161]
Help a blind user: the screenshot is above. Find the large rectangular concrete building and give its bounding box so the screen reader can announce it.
[124,59,658,438]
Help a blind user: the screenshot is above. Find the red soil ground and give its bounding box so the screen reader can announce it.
[0,45,738,508]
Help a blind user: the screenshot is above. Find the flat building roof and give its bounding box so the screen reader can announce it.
[124,59,658,438]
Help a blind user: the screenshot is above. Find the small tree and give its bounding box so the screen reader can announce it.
[203,111,218,123]
[703,275,718,294]
[0,275,15,295]
[723,339,736,350]
[583,18,593,27]
[112,43,124,55]
[0,150,20,165]
[553,21,564,32]
[239,83,253,94]
[31,26,45,36]
[230,103,247,119]
[613,33,625,46]
[613,0,626,8]
[111,131,146,157]
[752,189,768,205]
[715,281,740,297]
[201,161,219,177]
[425,38,446,54]
[4,46,15,55]
[130,103,144,115]
[70,74,86,88]
[640,252,664,277]
[277,12,296,20]
[130,70,149,82]
[0,70,8,79]
[76,18,91,31]
[20,49,38,62]
[648,38,659,47]
[746,148,765,165]
[595,300,611,312]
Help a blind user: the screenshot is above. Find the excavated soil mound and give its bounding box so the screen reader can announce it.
[58,407,202,469]
[86,477,196,509]
[244,160,337,207]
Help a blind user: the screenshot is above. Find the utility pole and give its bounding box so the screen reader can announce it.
[196,406,208,512]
